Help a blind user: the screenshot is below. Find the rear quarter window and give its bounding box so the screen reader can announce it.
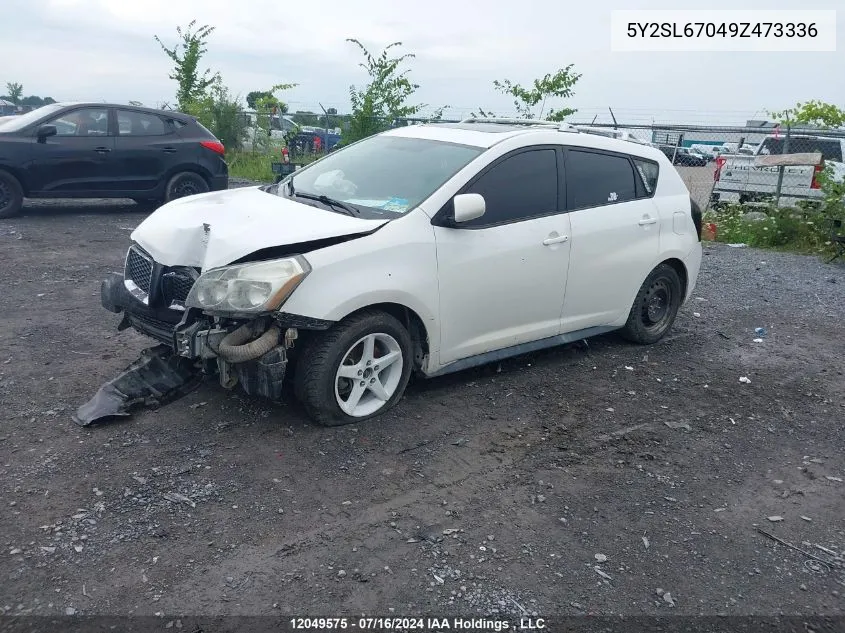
[633,158,659,197]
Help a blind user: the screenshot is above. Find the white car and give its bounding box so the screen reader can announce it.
[87,120,702,427]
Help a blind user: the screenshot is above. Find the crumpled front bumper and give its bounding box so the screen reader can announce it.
[94,272,290,417]
[100,272,184,346]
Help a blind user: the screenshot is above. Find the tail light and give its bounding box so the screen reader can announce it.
[810,162,824,189]
[200,140,225,156]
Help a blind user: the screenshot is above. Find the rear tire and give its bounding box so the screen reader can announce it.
[293,310,413,426]
[0,171,24,219]
[620,264,683,345]
[164,172,209,202]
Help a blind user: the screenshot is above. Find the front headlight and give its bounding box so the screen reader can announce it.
[185,256,311,314]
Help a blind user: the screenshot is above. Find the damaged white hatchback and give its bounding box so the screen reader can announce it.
[77,119,703,427]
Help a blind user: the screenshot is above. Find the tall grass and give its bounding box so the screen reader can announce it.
[226,150,322,183]
[703,203,838,256]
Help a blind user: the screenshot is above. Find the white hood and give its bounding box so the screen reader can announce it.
[131,186,390,270]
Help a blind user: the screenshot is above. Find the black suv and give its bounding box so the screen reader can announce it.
[0,102,228,218]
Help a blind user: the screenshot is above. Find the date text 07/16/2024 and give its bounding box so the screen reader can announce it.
[288,617,547,630]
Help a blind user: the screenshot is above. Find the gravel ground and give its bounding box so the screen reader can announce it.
[0,191,844,623]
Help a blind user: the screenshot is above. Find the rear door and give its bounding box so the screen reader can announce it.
[24,106,116,194]
[560,148,661,333]
[112,109,181,194]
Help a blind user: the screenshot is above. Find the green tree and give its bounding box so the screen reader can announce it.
[15,95,55,107]
[251,83,298,149]
[292,110,320,126]
[184,78,245,151]
[492,65,582,121]
[155,21,220,111]
[770,100,845,129]
[5,82,23,105]
[345,39,424,143]
[246,90,289,112]
[770,100,845,222]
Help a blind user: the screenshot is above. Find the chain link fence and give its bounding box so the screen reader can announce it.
[229,112,845,219]
[570,122,845,211]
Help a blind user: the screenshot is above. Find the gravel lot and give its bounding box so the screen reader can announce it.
[1,191,844,623]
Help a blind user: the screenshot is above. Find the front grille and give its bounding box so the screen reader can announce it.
[125,246,153,294]
[161,268,198,306]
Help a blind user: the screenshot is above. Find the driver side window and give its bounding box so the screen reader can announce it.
[459,149,559,228]
[48,108,110,137]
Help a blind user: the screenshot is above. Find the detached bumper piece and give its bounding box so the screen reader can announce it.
[73,345,201,427]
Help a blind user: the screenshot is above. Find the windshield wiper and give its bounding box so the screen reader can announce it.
[292,190,359,216]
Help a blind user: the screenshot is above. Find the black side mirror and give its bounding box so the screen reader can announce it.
[36,125,57,142]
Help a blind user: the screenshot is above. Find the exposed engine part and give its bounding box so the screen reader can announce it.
[233,345,287,400]
[284,327,299,348]
[217,322,280,363]
[217,356,237,389]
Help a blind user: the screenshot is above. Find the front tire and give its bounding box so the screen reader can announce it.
[620,264,683,345]
[164,172,209,202]
[0,171,24,219]
[293,310,413,426]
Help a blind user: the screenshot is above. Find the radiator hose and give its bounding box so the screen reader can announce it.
[217,322,280,363]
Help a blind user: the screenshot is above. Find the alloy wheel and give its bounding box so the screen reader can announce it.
[334,333,404,417]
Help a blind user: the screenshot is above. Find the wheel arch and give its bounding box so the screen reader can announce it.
[163,163,213,187]
[0,165,28,195]
[661,257,689,299]
[334,302,432,373]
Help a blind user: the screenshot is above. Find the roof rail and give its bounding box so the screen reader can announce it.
[460,116,579,133]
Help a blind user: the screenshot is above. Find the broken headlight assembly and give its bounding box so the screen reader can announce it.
[185,256,311,315]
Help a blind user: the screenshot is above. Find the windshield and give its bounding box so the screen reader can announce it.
[280,134,484,215]
[0,103,66,132]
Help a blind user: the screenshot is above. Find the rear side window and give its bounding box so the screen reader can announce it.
[633,158,659,196]
[117,110,167,136]
[461,149,558,227]
[566,150,637,210]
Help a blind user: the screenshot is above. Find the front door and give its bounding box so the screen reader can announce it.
[433,147,572,366]
[25,106,116,195]
[560,148,661,332]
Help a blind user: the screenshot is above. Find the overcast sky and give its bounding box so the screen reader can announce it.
[1,0,841,125]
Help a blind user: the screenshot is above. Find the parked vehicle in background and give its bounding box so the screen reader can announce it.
[719,142,756,156]
[689,144,719,161]
[711,134,845,206]
[0,102,228,218]
[86,118,702,428]
[659,145,708,166]
[240,110,300,151]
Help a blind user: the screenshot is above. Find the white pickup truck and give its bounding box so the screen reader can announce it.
[710,134,845,207]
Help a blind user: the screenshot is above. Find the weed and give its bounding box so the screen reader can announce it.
[226,151,321,183]
[703,203,839,257]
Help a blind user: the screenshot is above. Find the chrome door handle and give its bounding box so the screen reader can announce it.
[543,234,569,245]
[638,217,657,226]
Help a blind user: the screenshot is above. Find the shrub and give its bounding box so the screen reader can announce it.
[703,203,834,254]
[226,150,322,183]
